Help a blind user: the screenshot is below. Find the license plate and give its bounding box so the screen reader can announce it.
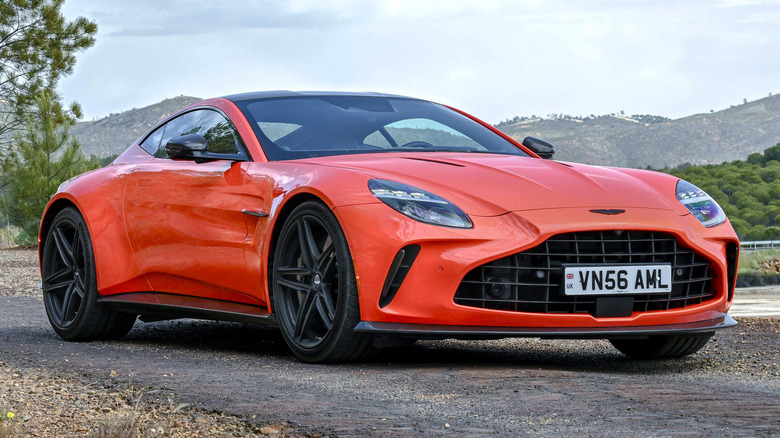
[563,264,672,296]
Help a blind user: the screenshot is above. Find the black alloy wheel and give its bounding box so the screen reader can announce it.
[43,212,87,328]
[42,207,136,341]
[272,201,374,362]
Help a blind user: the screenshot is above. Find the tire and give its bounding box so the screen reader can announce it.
[610,333,713,359]
[41,207,136,341]
[271,201,375,363]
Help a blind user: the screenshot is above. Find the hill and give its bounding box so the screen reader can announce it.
[496,94,780,168]
[71,95,200,157]
[69,93,780,168]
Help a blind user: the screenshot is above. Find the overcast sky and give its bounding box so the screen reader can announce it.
[59,0,780,123]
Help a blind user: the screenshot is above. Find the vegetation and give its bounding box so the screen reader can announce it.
[1,384,24,438]
[0,0,97,150]
[734,248,780,287]
[0,91,98,244]
[0,0,97,246]
[738,248,780,273]
[667,143,780,241]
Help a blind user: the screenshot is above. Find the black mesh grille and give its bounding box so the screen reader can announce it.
[454,231,715,315]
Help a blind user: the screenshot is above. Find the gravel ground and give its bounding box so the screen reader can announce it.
[1,248,779,437]
[0,249,306,437]
[0,248,41,297]
[0,363,288,437]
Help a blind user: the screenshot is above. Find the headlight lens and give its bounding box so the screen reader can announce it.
[368,179,472,228]
[676,180,725,227]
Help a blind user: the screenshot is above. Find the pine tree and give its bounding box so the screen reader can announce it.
[0,0,97,151]
[0,90,98,243]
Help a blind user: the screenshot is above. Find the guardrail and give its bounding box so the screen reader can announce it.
[740,241,780,250]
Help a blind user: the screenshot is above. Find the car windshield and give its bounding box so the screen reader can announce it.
[235,96,529,161]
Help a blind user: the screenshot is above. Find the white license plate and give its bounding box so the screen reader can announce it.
[563,264,672,296]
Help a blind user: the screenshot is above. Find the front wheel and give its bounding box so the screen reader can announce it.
[41,207,136,341]
[271,201,375,363]
[610,333,713,359]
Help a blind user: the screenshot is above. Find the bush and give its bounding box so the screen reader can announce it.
[736,272,780,287]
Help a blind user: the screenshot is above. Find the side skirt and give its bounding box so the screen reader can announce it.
[97,292,276,326]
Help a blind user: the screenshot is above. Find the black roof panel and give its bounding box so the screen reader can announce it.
[222,90,416,102]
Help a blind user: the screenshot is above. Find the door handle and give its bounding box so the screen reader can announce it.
[241,208,268,218]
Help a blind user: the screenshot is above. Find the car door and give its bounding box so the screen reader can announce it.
[124,108,263,305]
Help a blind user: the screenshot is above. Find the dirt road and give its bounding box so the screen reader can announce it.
[1,249,779,437]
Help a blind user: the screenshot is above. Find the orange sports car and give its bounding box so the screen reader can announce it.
[39,91,739,363]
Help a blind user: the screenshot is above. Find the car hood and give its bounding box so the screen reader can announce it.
[311,153,682,217]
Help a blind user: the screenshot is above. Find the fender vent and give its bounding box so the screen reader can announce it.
[379,245,421,308]
[726,242,738,302]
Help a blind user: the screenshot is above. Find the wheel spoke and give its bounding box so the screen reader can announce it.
[297,219,321,270]
[73,281,85,298]
[316,244,334,273]
[293,289,318,342]
[278,278,309,291]
[315,292,334,330]
[60,283,77,322]
[44,268,72,288]
[72,229,82,268]
[53,227,74,268]
[46,279,73,292]
[75,274,86,293]
[277,266,311,276]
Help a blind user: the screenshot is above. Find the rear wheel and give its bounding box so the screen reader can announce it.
[42,207,136,341]
[271,201,374,363]
[610,333,713,359]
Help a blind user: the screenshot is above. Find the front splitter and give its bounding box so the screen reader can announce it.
[354,314,737,340]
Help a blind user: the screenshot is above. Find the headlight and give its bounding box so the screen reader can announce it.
[676,180,725,227]
[368,179,473,229]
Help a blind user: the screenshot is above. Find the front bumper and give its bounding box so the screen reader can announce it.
[335,203,739,328]
[355,314,737,340]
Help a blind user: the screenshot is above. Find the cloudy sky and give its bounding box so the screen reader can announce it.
[59,0,780,123]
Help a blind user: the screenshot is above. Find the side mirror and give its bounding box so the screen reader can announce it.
[165,134,209,161]
[522,136,555,159]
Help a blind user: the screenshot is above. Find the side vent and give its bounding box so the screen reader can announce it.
[726,242,739,302]
[379,245,421,308]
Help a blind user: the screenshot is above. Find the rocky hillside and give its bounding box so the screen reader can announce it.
[69,93,780,168]
[71,95,200,157]
[498,94,780,168]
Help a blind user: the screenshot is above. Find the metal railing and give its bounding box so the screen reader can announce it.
[740,241,780,250]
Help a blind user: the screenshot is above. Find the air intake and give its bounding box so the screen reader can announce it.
[379,245,421,308]
[454,231,715,316]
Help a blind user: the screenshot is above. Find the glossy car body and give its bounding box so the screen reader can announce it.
[39,91,739,362]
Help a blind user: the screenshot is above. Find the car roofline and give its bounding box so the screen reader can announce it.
[221,90,419,102]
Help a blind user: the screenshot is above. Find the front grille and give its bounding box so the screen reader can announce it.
[454,231,715,315]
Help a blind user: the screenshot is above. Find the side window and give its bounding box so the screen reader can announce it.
[140,125,164,155]
[156,109,243,159]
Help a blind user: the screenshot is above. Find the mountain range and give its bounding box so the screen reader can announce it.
[71,93,780,169]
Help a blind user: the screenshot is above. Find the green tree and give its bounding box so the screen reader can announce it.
[765,145,780,163]
[0,90,98,243]
[747,152,766,166]
[0,0,97,150]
